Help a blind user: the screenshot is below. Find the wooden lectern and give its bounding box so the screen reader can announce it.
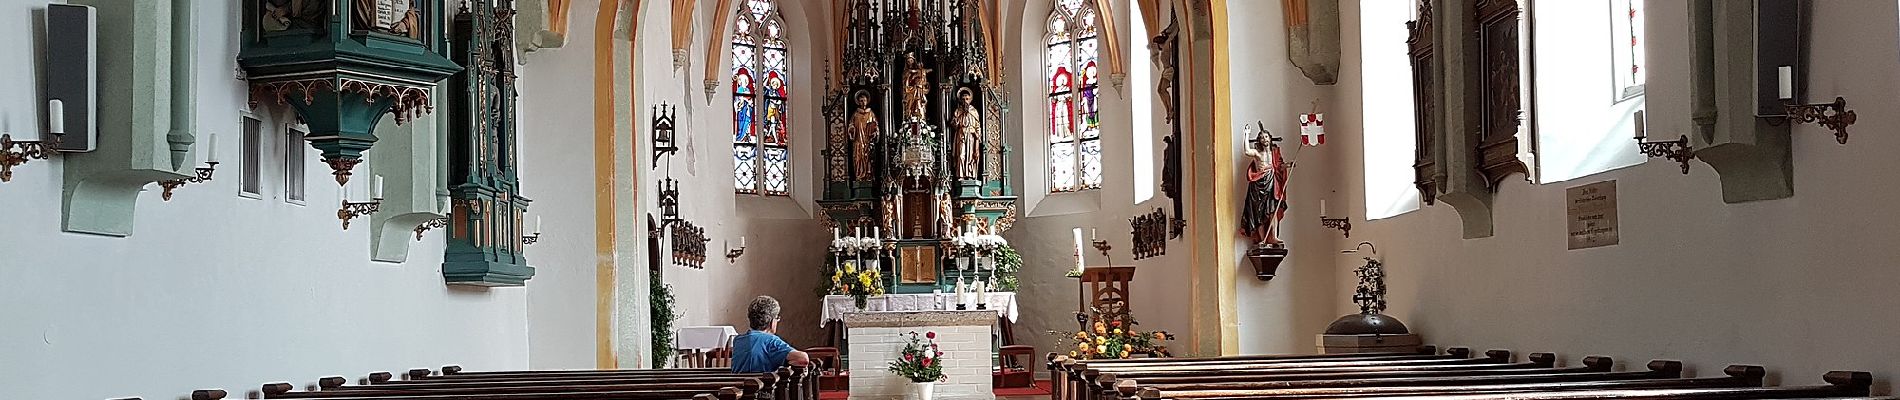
[1077,266,1137,324]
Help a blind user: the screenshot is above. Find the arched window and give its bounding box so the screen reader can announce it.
[1045,0,1102,193]
[733,0,790,196]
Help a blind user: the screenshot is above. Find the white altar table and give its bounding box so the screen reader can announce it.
[820,292,1017,327]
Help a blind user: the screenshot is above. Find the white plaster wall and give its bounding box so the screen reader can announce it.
[1332,0,1900,390]
[518,0,606,370]
[0,1,608,397]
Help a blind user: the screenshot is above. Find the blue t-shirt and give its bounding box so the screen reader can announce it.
[730,330,794,373]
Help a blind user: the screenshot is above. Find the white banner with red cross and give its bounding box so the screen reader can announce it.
[1298,113,1325,146]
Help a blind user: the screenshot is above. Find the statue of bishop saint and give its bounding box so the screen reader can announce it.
[952,87,982,180]
[851,91,880,181]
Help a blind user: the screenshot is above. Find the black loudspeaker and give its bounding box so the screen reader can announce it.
[45,3,96,152]
[1755,0,1803,117]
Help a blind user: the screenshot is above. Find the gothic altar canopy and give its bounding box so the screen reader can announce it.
[819,0,1017,294]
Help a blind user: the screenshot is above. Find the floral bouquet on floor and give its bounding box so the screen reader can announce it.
[829,261,885,309]
[1056,309,1175,359]
[888,331,947,383]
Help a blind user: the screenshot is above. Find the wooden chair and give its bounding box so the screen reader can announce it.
[804,347,845,391]
[996,344,1037,388]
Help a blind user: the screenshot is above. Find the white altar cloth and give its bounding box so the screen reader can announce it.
[820,292,1017,327]
[674,325,738,351]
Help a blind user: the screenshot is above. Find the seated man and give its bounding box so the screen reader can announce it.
[731,295,811,373]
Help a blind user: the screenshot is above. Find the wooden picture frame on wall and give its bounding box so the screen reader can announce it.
[1473,0,1528,188]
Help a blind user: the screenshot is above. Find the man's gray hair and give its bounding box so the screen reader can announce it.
[747,296,781,330]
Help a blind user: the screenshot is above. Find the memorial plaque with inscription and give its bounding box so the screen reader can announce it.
[1566,180,1619,250]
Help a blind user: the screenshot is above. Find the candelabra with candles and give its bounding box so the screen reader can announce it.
[725,236,747,262]
[338,175,385,229]
[159,131,221,201]
[830,226,890,290]
[1,100,68,183]
[522,216,543,245]
[1772,66,1858,144]
[951,223,1006,311]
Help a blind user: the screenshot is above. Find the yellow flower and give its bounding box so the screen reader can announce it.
[1076,342,1090,352]
[1073,332,1088,341]
[1094,336,1106,345]
[1096,344,1107,354]
[1069,350,1078,357]
[1113,328,1123,336]
[1124,344,1133,353]
[1153,332,1168,341]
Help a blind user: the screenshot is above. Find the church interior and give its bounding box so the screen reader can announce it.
[5,0,1900,399]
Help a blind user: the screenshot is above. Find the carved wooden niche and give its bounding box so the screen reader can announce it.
[1406,0,1437,205]
[1473,0,1528,188]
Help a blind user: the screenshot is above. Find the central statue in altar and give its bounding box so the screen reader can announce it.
[820,0,1016,294]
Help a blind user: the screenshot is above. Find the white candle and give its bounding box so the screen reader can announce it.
[341,184,350,203]
[1777,66,1793,100]
[740,236,746,247]
[1091,228,1098,240]
[206,132,220,163]
[955,277,966,305]
[535,216,543,235]
[1634,109,1649,140]
[46,99,64,135]
[872,227,880,240]
[1320,200,1328,217]
[371,175,385,199]
[855,227,863,239]
[833,228,840,241]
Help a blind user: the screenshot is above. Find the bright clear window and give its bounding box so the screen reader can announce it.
[1361,0,1420,220]
[1046,0,1102,193]
[1528,0,1647,183]
[1130,0,1154,204]
[732,0,789,196]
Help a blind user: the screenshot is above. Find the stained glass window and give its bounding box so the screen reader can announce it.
[1610,0,1645,99]
[732,0,790,195]
[1046,1,1102,192]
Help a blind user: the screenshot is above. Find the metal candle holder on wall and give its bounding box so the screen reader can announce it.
[1319,216,1351,238]
[1633,111,1695,174]
[522,233,541,245]
[1783,97,1857,144]
[1091,239,1113,265]
[414,217,449,240]
[725,239,747,263]
[0,134,60,183]
[158,162,219,201]
[338,199,382,229]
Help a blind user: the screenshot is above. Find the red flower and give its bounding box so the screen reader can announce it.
[926,331,936,339]
[905,354,914,361]
[922,358,933,367]
[1110,320,1122,328]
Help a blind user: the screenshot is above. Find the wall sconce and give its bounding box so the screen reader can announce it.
[0,100,67,183]
[652,103,678,163]
[1784,97,1857,144]
[522,217,543,245]
[338,175,384,229]
[725,236,747,263]
[414,217,448,240]
[1317,200,1351,238]
[158,162,219,201]
[1632,111,1694,175]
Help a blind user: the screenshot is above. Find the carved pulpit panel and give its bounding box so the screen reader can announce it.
[1473,0,1527,188]
[1407,0,1437,205]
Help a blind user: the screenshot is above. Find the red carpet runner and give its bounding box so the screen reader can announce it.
[817,380,1053,400]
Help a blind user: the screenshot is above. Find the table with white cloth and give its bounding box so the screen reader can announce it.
[673,325,738,368]
[819,292,1018,327]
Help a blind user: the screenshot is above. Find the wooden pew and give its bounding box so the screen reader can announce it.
[1064,348,1496,400]
[203,387,741,400]
[1123,364,1778,400]
[406,365,817,400]
[1051,347,1468,400]
[1080,354,1572,400]
[263,378,764,399]
[1247,371,1880,400]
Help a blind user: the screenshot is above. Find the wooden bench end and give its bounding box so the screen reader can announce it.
[367,371,393,384]
[1483,349,1512,361]
[1581,356,1614,371]
[1824,370,1874,387]
[190,389,228,400]
[1646,360,1684,377]
[1136,387,1163,400]
[1415,345,1437,355]
[260,382,293,395]
[1723,364,1767,386]
[1527,352,1556,367]
[1445,347,1472,359]
[317,376,346,389]
[440,365,463,375]
[407,368,432,380]
[718,386,745,400]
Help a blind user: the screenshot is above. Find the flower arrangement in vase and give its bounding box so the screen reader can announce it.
[888,331,947,400]
[829,261,885,309]
[1058,310,1174,359]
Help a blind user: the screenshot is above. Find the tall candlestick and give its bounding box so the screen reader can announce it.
[833,227,840,241]
[955,276,967,308]
[1777,66,1794,100]
[47,99,64,135]
[873,227,880,240]
[856,227,863,239]
[1072,228,1086,273]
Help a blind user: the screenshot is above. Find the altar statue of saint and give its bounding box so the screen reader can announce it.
[952,87,981,180]
[1240,129,1288,247]
[903,53,932,120]
[850,91,880,181]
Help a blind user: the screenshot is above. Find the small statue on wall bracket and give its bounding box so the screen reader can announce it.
[1242,124,1291,280]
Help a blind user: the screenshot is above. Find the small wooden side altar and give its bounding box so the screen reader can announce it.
[843,310,997,400]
